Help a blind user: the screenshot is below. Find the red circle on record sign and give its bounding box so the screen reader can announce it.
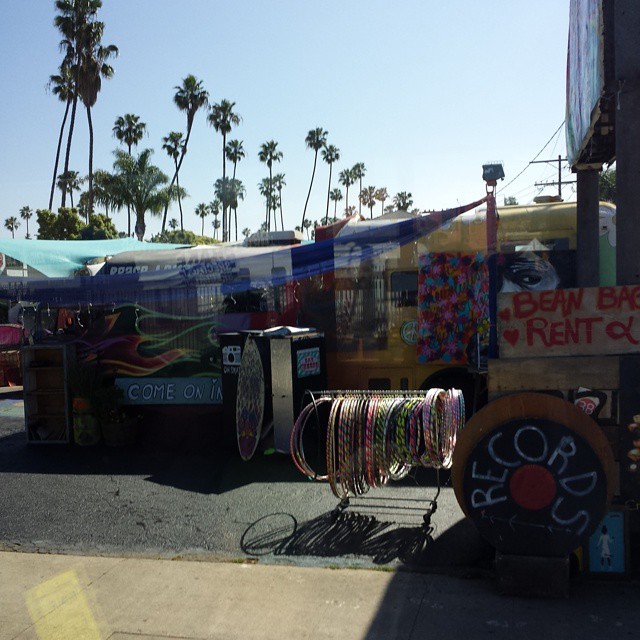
[509,464,557,511]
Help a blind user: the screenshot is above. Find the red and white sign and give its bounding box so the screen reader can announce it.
[498,285,640,358]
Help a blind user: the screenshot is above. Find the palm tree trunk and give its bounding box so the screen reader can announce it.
[334,199,337,218]
[359,179,363,216]
[268,168,273,232]
[345,185,349,216]
[61,93,79,208]
[222,133,227,242]
[301,152,318,229]
[161,122,193,232]
[135,210,145,241]
[176,170,184,231]
[232,162,238,241]
[86,106,94,216]
[49,99,71,211]
[325,164,333,225]
[279,188,284,231]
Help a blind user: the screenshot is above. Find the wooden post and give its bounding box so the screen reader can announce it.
[615,0,640,286]
[576,169,600,287]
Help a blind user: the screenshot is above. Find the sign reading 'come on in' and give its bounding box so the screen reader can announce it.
[498,285,640,359]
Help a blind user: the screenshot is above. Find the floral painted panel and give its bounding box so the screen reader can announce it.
[417,252,489,363]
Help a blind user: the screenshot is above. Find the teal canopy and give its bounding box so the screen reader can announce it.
[0,238,189,278]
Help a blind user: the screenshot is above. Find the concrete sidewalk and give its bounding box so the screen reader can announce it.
[2,551,640,640]
[0,551,469,640]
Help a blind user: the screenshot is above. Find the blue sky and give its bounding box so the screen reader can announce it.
[0,1,572,240]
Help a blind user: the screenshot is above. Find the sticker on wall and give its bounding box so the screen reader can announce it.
[297,347,321,378]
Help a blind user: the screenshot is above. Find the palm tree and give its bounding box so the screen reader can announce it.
[76,19,118,214]
[273,173,286,231]
[54,0,102,207]
[338,168,355,216]
[242,227,251,239]
[352,163,366,216]
[47,63,75,210]
[329,188,343,218]
[195,202,209,236]
[208,99,241,241]
[162,131,186,231]
[322,144,340,224]
[208,200,220,239]
[359,185,377,219]
[258,140,283,231]
[110,149,184,240]
[301,127,328,229]
[4,217,20,239]
[169,218,179,231]
[225,140,245,240]
[393,191,413,211]
[258,178,277,226]
[214,177,237,239]
[375,187,388,216]
[112,113,146,154]
[57,170,83,208]
[302,218,314,240]
[114,114,146,235]
[19,206,33,239]
[228,179,245,240]
[162,74,209,232]
[92,169,116,218]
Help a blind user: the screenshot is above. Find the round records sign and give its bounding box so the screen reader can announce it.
[452,393,615,558]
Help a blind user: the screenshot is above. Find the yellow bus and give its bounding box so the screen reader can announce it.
[314,200,616,414]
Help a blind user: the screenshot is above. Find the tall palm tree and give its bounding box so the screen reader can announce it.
[352,163,366,216]
[57,170,83,208]
[208,99,241,241]
[19,206,33,239]
[329,188,343,218]
[273,173,286,231]
[54,0,102,207]
[76,19,118,214]
[4,217,20,239]
[162,74,209,232]
[110,149,184,240]
[195,202,209,236]
[393,191,413,211]
[113,114,146,235]
[322,144,340,224]
[338,168,355,216]
[359,185,377,219]
[258,140,283,231]
[162,131,186,231]
[225,140,245,240]
[375,187,388,216]
[301,127,328,229]
[47,63,75,210]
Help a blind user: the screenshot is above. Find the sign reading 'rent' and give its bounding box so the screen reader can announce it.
[498,286,640,358]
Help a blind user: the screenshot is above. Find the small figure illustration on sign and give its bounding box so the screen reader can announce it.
[597,525,613,570]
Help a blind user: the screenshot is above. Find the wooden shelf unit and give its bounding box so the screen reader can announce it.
[22,344,75,444]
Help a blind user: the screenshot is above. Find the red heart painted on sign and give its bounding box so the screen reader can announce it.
[498,308,511,322]
[503,329,519,346]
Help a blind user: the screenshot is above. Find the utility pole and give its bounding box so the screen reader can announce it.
[531,155,576,200]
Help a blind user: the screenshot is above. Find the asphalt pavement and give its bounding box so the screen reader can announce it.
[3,388,640,639]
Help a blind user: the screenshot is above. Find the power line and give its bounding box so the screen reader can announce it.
[497,121,565,195]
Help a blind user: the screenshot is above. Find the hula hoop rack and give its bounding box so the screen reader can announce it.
[290,388,465,524]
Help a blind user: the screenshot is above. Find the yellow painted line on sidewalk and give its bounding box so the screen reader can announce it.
[25,570,103,640]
